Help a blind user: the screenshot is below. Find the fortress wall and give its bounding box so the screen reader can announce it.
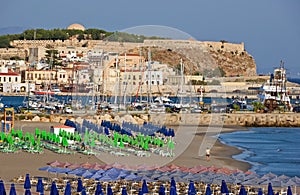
[203,41,245,52]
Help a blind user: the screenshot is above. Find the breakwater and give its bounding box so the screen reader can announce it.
[13,112,300,127]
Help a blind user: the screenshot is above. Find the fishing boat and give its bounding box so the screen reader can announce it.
[33,90,56,95]
[257,61,292,112]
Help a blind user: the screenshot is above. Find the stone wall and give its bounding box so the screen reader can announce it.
[18,113,300,128]
[149,113,300,127]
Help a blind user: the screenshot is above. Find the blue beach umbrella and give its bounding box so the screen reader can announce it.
[95,182,104,195]
[106,184,113,195]
[24,174,31,189]
[221,180,229,195]
[50,181,59,195]
[81,188,87,195]
[141,179,149,193]
[121,187,127,195]
[77,178,84,192]
[258,188,263,195]
[205,184,212,195]
[170,186,177,195]
[188,180,196,195]
[0,180,6,195]
[64,181,71,195]
[267,183,274,195]
[170,177,176,191]
[238,185,247,195]
[159,184,165,195]
[25,189,31,195]
[287,186,292,195]
[138,188,143,195]
[36,177,44,193]
[9,183,16,195]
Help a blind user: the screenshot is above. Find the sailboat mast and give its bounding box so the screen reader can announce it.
[139,48,143,102]
[147,48,152,104]
[180,58,184,105]
[114,55,119,105]
[123,53,127,106]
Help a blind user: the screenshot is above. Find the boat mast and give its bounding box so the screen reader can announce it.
[180,58,184,105]
[147,48,152,105]
[139,48,143,102]
[114,55,119,105]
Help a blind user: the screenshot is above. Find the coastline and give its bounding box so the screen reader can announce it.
[0,121,251,182]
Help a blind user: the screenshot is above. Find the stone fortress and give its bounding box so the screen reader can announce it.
[7,37,256,77]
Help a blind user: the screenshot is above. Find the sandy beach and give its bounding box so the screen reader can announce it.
[0,121,251,182]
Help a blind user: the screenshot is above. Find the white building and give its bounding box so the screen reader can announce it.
[144,70,163,85]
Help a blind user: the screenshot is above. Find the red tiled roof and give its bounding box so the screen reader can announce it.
[0,72,19,76]
[53,125,74,129]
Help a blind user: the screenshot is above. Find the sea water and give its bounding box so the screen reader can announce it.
[218,127,300,177]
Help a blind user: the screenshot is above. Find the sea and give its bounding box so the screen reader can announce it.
[218,127,300,177]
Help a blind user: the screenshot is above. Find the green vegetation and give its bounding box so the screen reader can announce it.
[45,49,62,68]
[104,31,167,43]
[252,101,265,112]
[0,28,167,48]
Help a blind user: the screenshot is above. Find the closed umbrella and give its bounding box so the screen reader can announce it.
[106,184,113,195]
[188,181,196,195]
[170,186,177,195]
[138,188,143,195]
[50,181,59,195]
[9,183,16,195]
[170,177,176,192]
[158,185,165,195]
[24,189,31,195]
[95,182,104,195]
[141,179,148,194]
[81,188,87,195]
[121,187,127,195]
[0,180,6,195]
[267,183,274,195]
[36,178,44,194]
[64,181,71,195]
[258,188,263,195]
[205,184,212,195]
[287,186,292,195]
[238,185,247,195]
[24,174,31,189]
[77,178,84,192]
[221,180,229,195]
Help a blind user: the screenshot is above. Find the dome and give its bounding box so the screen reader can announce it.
[67,23,85,31]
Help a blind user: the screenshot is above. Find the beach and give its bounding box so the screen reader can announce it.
[0,121,250,182]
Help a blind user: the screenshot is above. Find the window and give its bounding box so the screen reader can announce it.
[15,77,18,82]
[4,77,6,82]
[133,75,136,80]
[9,77,11,82]
[0,77,1,82]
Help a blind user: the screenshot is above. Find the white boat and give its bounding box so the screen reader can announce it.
[257,61,292,112]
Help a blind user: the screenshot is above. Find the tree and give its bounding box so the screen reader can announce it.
[45,49,61,68]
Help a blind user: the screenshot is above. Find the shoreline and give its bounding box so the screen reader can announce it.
[1,122,251,182]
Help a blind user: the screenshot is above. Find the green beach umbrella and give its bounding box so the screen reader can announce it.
[62,137,68,147]
[35,128,40,138]
[11,128,16,137]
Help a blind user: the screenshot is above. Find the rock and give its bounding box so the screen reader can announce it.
[32,115,40,122]
[40,117,50,122]
[100,114,112,121]
[75,117,83,124]
[122,114,137,124]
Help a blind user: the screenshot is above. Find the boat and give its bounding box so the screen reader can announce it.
[257,61,292,112]
[33,90,56,95]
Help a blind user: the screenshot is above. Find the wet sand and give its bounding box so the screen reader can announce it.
[0,121,250,182]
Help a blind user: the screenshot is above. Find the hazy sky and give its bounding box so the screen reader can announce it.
[1,0,299,77]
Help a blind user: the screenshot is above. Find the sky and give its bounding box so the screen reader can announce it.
[1,0,300,77]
